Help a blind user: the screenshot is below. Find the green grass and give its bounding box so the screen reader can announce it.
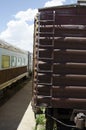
[34,114,46,130]
[34,113,58,130]
[36,114,46,125]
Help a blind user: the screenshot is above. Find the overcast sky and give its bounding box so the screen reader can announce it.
[0,0,77,52]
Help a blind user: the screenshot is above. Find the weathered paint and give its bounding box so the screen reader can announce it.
[33,4,86,109]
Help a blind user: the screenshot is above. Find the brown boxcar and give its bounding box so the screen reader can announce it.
[33,1,86,130]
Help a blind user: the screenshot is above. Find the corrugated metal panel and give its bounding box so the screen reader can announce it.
[33,5,86,109]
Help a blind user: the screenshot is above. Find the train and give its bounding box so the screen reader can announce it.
[32,1,86,130]
[0,39,32,91]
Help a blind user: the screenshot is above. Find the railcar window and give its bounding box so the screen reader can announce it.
[11,56,17,67]
[2,55,10,68]
[17,57,22,66]
[22,58,25,65]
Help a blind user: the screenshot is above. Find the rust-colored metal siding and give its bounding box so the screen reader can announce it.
[33,5,86,109]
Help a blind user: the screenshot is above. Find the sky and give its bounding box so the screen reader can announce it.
[0,0,77,52]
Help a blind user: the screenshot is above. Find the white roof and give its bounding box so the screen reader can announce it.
[0,39,28,54]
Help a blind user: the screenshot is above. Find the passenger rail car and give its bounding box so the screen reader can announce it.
[0,40,29,90]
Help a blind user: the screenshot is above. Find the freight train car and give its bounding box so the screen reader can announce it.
[0,40,30,91]
[32,1,86,130]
